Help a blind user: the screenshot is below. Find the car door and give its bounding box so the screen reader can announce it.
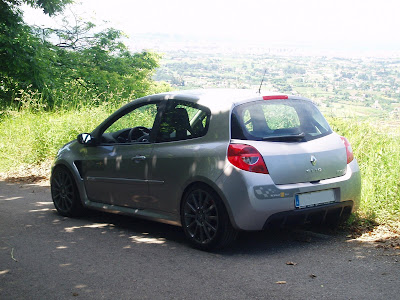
[82,101,162,208]
[147,100,212,213]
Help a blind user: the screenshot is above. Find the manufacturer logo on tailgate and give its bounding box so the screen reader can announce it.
[310,155,317,166]
[307,155,322,173]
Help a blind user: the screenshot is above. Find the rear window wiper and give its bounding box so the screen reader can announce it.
[262,132,305,142]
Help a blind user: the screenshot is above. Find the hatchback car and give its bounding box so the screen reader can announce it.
[51,89,361,250]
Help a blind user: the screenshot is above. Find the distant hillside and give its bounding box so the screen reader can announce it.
[152,48,400,120]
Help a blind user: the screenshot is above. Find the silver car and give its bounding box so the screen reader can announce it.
[51,89,361,250]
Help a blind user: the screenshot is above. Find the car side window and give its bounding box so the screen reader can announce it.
[157,101,210,142]
[102,103,159,144]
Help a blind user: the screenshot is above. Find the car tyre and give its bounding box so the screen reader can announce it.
[181,184,237,251]
[51,166,85,217]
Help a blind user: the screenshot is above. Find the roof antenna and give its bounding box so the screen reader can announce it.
[258,69,267,94]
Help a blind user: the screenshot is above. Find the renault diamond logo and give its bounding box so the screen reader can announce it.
[310,155,317,166]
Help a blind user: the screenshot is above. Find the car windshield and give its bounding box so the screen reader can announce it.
[231,99,332,142]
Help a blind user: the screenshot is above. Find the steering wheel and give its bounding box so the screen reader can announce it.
[128,126,151,142]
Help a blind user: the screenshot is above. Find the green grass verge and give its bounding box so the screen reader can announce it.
[0,104,115,171]
[329,118,400,223]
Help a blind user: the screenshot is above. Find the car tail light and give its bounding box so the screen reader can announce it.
[227,144,269,174]
[262,95,288,100]
[340,136,354,164]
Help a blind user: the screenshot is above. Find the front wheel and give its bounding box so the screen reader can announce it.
[181,184,237,250]
[51,166,85,217]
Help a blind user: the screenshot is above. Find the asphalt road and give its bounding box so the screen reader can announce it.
[0,181,399,300]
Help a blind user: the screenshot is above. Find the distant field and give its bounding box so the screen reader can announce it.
[320,102,392,119]
[155,51,400,121]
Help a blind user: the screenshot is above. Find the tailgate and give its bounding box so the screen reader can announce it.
[247,133,347,184]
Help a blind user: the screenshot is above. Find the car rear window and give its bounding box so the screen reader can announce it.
[231,99,332,142]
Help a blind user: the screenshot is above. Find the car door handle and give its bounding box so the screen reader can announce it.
[132,155,146,162]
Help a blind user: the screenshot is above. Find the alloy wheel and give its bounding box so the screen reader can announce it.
[51,168,75,214]
[183,189,219,245]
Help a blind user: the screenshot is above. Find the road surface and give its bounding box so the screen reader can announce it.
[0,181,399,299]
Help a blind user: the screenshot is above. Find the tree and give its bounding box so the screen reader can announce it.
[0,1,164,108]
[40,14,161,104]
[0,0,72,104]
[7,0,73,15]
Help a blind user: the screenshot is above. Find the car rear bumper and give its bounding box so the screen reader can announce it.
[262,200,353,229]
[217,159,361,231]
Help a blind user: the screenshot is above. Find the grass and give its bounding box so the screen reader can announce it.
[0,95,399,226]
[329,117,400,223]
[0,103,118,171]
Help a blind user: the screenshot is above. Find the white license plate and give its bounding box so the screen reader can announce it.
[295,190,335,209]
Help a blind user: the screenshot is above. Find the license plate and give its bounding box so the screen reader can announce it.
[295,190,335,209]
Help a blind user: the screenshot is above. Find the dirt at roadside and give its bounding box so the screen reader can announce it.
[0,161,51,185]
[348,223,400,253]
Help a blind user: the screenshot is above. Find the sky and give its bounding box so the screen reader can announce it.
[22,0,400,54]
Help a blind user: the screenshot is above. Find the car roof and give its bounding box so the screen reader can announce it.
[144,89,312,111]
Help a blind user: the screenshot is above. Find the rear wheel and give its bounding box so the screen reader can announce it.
[181,184,237,250]
[51,166,85,217]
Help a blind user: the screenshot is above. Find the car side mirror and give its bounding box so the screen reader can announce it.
[77,133,95,145]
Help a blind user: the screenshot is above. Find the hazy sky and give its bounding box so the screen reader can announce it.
[23,0,400,52]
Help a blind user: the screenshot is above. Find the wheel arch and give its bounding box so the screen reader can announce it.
[51,160,87,207]
[179,177,237,229]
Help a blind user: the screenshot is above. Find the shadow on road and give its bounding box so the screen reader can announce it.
[0,180,361,255]
[48,205,345,256]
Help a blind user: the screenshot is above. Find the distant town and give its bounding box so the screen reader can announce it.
[130,34,400,121]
